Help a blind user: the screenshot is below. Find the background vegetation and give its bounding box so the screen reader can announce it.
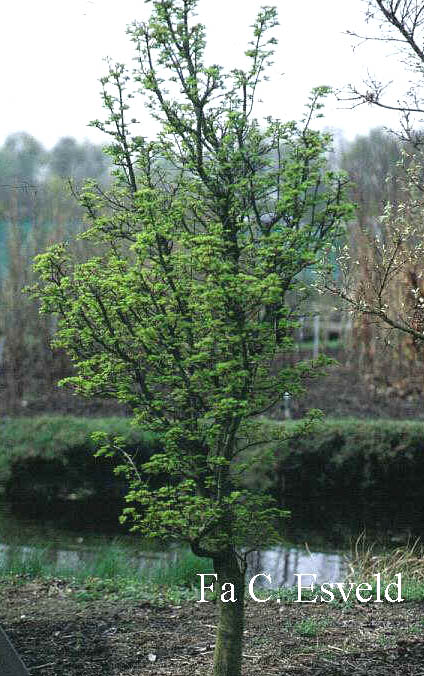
[2,125,424,415]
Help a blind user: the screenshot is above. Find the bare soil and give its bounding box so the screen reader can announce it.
[10,347,424,422]
[2,578,424,675]
[287,357,424,421]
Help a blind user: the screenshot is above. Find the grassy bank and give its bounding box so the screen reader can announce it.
[0,544,214,602]
[1,539,424,605]
[0,416,159,479]
[273,417,424,496]
[3,415,424,541]
[4,415,424,496]
[256,418,424,512]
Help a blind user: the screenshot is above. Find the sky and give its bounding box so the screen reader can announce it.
[1,0,419,150]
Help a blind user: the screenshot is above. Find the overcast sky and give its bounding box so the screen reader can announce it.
[1,0,418,149]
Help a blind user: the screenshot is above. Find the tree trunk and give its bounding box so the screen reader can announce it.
[213,550,245,676]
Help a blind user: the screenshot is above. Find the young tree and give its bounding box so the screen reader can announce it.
[30,2,352,674]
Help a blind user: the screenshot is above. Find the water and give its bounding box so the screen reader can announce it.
[247,547,345,587]
[0,501,346,587]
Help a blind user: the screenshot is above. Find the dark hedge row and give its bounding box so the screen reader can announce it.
[2,416,424,522]
[0,416,160,506]
[272,418,424,505]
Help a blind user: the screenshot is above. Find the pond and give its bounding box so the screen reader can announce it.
[0,501,346,587]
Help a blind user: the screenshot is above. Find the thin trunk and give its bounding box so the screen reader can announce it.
[313,313,320,360]
[213,549,245,676]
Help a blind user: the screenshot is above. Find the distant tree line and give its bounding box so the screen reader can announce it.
[0,132,110,228]
[0,132,119,415]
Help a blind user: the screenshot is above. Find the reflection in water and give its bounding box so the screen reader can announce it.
[0,500,346,586]
[247,547,345,587]
[0,541,345,587]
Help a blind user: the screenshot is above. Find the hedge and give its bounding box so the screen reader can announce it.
[0,416,160,503]
[272,418,424,505]
[2,416,424,514]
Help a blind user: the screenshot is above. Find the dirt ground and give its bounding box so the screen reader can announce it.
[285,359,424,421]
[9,346,424,422]
[2,578,424,676]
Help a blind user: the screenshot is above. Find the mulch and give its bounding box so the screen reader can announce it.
[1,578,424,675]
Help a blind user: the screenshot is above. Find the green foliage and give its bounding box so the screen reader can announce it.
[149,549,213,587]
[2,547,50,579]
[293,617,329,637]
[30,0,352,566]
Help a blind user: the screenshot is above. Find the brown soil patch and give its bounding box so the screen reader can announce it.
[1,578,424,675]
[286,359,424,421]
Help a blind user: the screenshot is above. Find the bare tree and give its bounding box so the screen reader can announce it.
[323,1,424,395]
[343,1,424,146]
[323,149,424,398]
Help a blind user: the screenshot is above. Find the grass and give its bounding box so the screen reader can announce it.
[294,338,343,352]
[293,617,330,637]
[149,550,214,587]
[2,534,424,605]
[0,543,135,582]
[0,542,214,602]
[347,532,424,584]
[345,533,424,603]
